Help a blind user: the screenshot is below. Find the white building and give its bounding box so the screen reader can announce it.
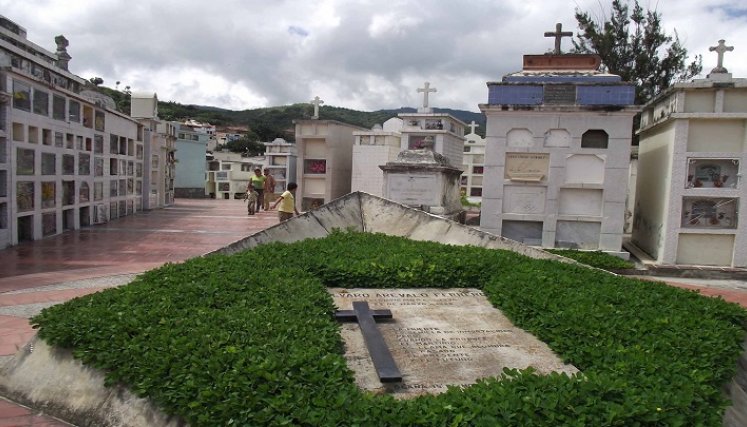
[263,137,297,194]
[631,40,747,267]
[461,121,486,203]
[351,118,403,197]
[294,107,367,210]
[205,151,263,199]
[130,92,176,210]
[174,120,210,198]
[479,41,638,254]
[0,16,147,248]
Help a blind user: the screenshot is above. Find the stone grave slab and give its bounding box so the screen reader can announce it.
[330,288,578,398]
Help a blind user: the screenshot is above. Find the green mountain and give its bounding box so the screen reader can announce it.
[94,85,486,140]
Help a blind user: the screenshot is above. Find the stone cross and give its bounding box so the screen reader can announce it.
[709,39,734,74]
[335,301,402,383]
[417,82,437,111]
[310,96,324,119]
[468,120,479,134]
[544,23,573,55]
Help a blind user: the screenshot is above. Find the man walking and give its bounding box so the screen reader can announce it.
[249,168,266,211]
[263,169,277,211]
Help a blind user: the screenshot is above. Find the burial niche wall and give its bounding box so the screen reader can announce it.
[555,221,601,249]
[503,186,546,214]
[565,154,605,184]
[506,129,535,148]
[502,221,543,245]
[544,129,571,148]
[558,188,603,216]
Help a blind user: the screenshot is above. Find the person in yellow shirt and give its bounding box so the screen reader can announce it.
[249,168,266,211]
[270,182,299,222]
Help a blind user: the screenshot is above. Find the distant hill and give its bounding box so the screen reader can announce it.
[94,85,486,140]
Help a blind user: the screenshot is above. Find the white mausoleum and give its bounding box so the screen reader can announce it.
[631,40,747,267]
[479,26,638,254]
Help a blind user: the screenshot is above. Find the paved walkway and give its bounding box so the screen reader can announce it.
[1,199,746,426]
[0,198,278,426]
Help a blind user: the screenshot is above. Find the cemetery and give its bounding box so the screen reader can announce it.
[2,193,746,426]
[1,7,747,426]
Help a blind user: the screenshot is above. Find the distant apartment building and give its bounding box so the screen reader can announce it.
[205,151,264,199]
[174,120,211,198]
[461,124,486,203]
[0,15,147,248]
[130,92,176,209]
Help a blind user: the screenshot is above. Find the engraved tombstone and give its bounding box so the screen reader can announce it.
[331,288,577,398]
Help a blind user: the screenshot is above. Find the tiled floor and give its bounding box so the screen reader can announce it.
[0,198,279,426]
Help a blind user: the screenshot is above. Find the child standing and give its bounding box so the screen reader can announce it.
[244,187,258,215]
[270,182,299,222]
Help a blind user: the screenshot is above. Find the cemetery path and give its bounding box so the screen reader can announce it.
[0,198,279,426]
[0,200,746,425]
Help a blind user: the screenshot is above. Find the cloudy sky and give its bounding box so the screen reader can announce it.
[3,0,746,112]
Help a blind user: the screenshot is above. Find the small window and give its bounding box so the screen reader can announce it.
[470,187,482,197]
[52,95,66,120]
[69,100,80,122]
[472,166,484,174]
[221,164,232,171]
[12,80,31,111]
[581,130,609,149]
[33,88,49,116]
[16,148,34,175]
[42,182,56,208]
[42,153,56,175]
[62,154,75,175]
[94,110,105,131]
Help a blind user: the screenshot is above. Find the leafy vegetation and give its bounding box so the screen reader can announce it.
[547,249,635,270]
[573,0,702,105]
[32,231,745,426]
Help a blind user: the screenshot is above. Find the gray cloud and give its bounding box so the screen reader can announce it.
[4,0,745,112]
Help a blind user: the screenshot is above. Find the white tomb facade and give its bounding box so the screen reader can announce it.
[294,101,368,210]
[461,121,486,203]
[631,40,747,267]
[351,118,403,197]
[479,29,638,255]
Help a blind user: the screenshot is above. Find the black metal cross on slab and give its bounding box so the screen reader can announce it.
[335,301,402,383]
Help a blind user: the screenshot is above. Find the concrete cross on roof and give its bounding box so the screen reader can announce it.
[417,81,437,112]
[544,23,573,55]
[468,120,479,134]
[310,96,324,119]
[709,39,734,74]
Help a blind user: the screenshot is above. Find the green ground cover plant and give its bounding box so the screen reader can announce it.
[547,249,636,270]
[32,231,746,426]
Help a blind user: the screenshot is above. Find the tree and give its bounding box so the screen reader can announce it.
[225,137,266,156]
[89,76,104,86]
[573,0,702,105]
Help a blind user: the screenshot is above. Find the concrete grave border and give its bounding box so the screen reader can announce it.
[1,192,745,426]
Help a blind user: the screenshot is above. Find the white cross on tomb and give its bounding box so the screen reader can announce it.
[310,96,324,119]
[709,39,734,74]
[468,120,479,134]
[417,82,437,112]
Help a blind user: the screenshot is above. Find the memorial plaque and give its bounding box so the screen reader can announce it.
[387,174,440,206]
[331,288,578,398]
[544,85,576,105]
[505,152,550,181]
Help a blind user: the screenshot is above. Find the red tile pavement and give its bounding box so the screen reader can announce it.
[0,397,71,426]
[0,199,279,425]
[663,281,747,308]
[0,199,279,292]
[0,288,108,308]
